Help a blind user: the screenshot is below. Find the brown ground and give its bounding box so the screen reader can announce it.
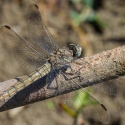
[0,0,125,125]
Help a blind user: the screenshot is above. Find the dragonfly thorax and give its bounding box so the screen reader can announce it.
[48,44,82,68]
[48,48,74,68]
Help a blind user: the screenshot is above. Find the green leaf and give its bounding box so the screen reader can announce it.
[94,15,108,30]
[87,13,108,29]
[74,88,93,110]
[70,7,92,26]
[83,0,94,8]
[70,11,81,26]
[70,0,82,3]
[46,100,55,110]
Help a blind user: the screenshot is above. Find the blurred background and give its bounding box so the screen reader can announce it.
[0,0,125,125]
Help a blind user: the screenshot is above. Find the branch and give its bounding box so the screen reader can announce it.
[0,45,125,112]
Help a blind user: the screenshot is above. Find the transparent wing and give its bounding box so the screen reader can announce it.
[27,4,58,54]
[0,25,48,74]
[58,89,109,123]
[93,76,125,96]
[48,68,109,122]
[91,56,125,96]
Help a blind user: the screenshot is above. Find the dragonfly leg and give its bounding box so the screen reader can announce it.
[46,68,59,90]
[63,72,83,82]
[62,65,83,82]
[46,79,59,97]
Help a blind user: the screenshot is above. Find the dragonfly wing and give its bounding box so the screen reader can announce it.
[54,69,109,122]
[27,4,58,54]
[0,26,48,74]
[93,76,125,96]
[58,89,109,122]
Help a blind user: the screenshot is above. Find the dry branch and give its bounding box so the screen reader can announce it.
[0,45,125,112]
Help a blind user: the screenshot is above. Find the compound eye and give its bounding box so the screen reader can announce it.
[69,44,82,57]
[69,44,77,57]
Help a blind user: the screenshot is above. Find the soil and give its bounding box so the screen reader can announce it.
[0,0,125,125]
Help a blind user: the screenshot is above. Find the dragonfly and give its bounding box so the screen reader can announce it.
[0,4,109,122]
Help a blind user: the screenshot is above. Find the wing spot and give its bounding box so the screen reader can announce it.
[34,4,38,9]
[101,104,107,111]
[4,25,11,29]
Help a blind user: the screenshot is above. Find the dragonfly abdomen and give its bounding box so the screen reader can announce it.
[0,63,51,104]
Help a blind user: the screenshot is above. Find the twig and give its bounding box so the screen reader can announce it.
[0,45,125,112]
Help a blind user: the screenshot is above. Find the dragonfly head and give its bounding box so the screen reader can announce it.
[69,44,82,58]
